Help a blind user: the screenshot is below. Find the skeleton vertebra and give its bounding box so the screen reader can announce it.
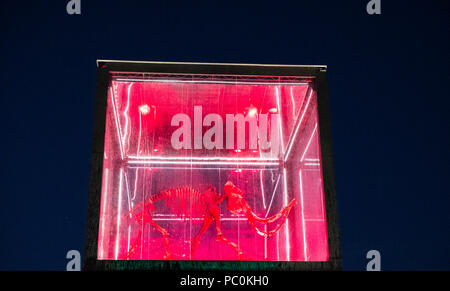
[124,181,297,260]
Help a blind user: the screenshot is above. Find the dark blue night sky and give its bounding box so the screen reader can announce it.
[0,1,449,270]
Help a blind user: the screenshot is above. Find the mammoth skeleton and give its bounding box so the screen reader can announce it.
[124,181,297,259]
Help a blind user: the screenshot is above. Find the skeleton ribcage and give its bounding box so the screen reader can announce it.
[151,186,206,218]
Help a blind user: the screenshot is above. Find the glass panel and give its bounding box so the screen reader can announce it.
[97,72,328,261]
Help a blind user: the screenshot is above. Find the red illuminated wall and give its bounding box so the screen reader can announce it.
[97,73,329,261]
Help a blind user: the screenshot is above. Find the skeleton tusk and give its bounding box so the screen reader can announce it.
[246,199,297,237]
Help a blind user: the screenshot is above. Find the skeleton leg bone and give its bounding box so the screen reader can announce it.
[210,205,243,260]
[148,219,172,260]
[126,209,172,259]
[125,229,142,259]
[191,214,214,259]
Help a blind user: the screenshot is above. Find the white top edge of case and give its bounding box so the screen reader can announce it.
[96,59,327,71]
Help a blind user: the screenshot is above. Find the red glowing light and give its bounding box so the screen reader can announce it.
[138,104,151,115]
[247,107,258,117]
[98,73,328,262]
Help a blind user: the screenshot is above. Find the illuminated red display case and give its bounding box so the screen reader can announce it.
[84,60,341,270]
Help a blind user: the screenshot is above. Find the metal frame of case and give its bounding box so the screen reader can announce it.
[83,60,341,271]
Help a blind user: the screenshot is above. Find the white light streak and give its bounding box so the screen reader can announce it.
[127,160,279,166]
[131,109,143,201]
[260,171,266,209]
[299,169,308,261]
[282,168,290,261]
[122,84,132,154]
[114,169,124,260]
[300,123,318,162]
[275,87,286,154]
[265,174,281,218]
[110,87,125,160]
[99,168,109,259]
[304,163,320,166]
[284,88,314,162]
[127,155,278,162]
[115,78,308,86]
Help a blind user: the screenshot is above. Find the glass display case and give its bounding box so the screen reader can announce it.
[85,61,340,270]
